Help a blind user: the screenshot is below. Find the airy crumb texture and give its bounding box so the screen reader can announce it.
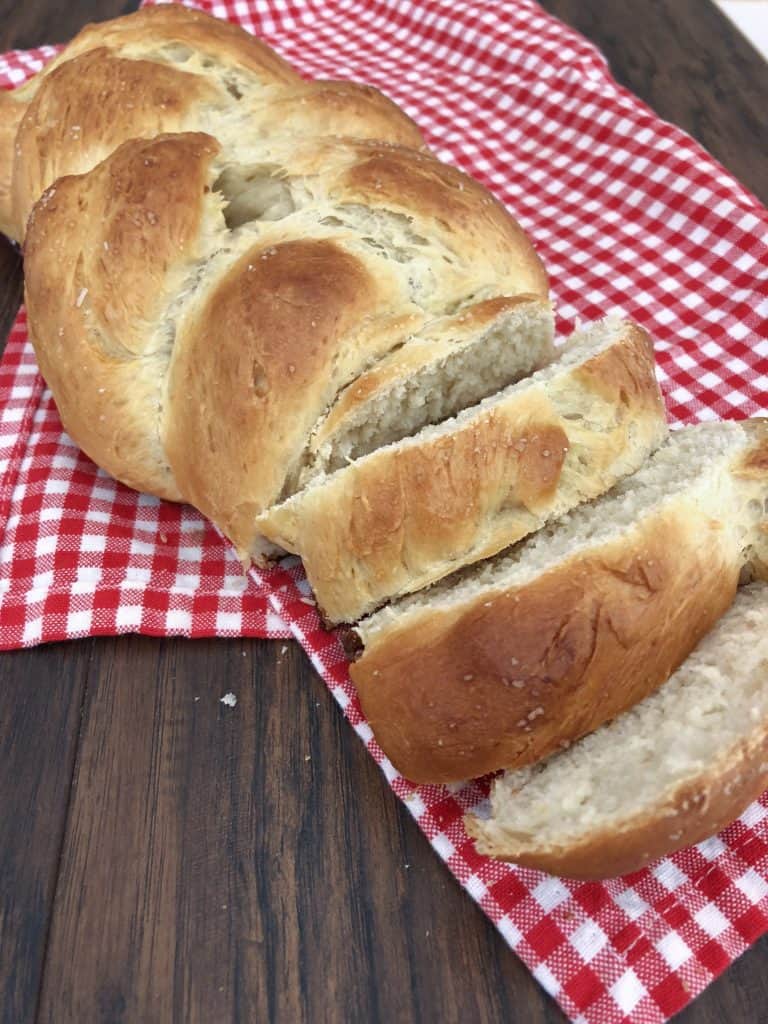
[359,420,747,642]
[287,314,624,501]
[472,582,768,847]
[257,316,668,623]
[303,300,556,482]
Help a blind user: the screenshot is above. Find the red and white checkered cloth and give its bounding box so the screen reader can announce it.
[0,311,292,645]
[2,1,767,1020]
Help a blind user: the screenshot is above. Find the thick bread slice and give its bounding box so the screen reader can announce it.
[258,317,668,623]
[298,295,555,485]
[466,582,768,879]
[349,419,768,783]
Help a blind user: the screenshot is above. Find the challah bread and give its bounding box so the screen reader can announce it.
[349,419,768,783]
[467,582,768,879]
[0,4,426,240]
[20,12,550,561]
[258,317,668,623]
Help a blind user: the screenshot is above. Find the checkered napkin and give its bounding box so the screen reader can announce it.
[0,311,292,645]
[2,1,768,1021]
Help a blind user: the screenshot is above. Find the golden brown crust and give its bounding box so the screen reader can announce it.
[2,5,425,241]
[468,731,768,879]
[16,5,550,566]
[0,91,26,237]
[10,48,218,240]
[23,133,221,498]
[282,81,424,149]
[269,135,548,303]
[35,4,300,88]
[23,120,548,558]
[261,396,570,618]
[342,145,548,295]
[257,320,667,623]
[350,506,740,783]
[164,237,393,556]
[572,322,666,414]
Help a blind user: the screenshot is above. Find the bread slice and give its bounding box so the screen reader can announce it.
[258,317,668,623]
[466,582,768,879]
[297,295,555,485]
[349,419,768,783]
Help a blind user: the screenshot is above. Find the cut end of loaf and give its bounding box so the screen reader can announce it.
[356,417,746,646]
[257,315,667,625]
[300,295,555,485]
[467,582,768,878]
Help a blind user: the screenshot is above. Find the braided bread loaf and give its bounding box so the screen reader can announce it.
[0,4,426,240]
[5,5,572,571]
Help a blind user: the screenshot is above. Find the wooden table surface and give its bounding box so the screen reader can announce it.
[1,2,767,1022]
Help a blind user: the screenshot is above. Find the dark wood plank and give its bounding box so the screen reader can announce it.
[0,645,91,1024]
[0,236,22,350]
[38,634,563,1023]
[0,3,133,1021]
[0,0,138,51]
[1,2,766,1024]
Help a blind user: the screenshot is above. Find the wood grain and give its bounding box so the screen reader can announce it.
[0,0,138,50]
[0,2,766,1023]
[0,236,22,349]
[37,635,560,1023]
[0,644,91,1024]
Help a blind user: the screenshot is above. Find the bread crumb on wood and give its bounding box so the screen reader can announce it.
[220,692,237,707]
